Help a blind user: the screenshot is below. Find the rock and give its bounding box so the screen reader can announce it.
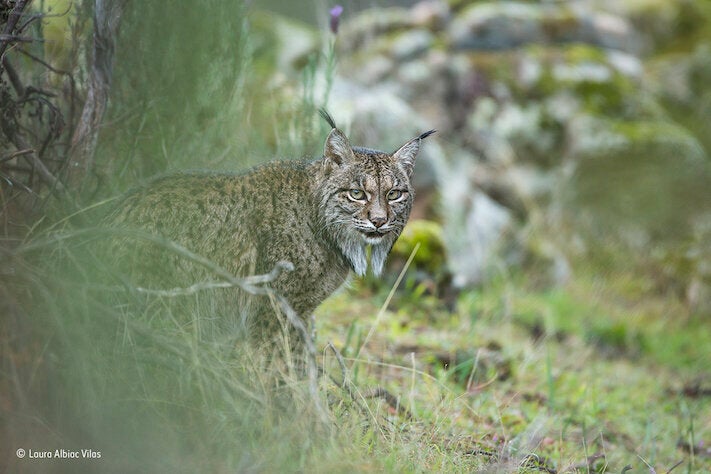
[412,0,451,31]
[591,0,705,54]
[657,215,711,316]
[448,2,544,51]
[437,152,518,287]
[646,43,711,179]
[448,2,640,54]
[346,53,395,85]
[323,0,711,286]
[337,7,415,55]
[467,99,560,167]
[394,49,453,109]
[582,11,638,53]
[685,218,711,316]
[687,278,711,317]
[389,28,435,61]
[390,219,447,275]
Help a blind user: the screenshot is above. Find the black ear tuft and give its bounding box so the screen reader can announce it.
[418,130,436,141]
[319,108,338,130]
[393,129,436,177]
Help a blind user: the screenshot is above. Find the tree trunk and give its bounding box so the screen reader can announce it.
[68,0,126,191]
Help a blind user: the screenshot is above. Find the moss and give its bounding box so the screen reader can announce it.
[391,219,447,274]
[585,321,645,356]
[468,50,519,82]
[561,43,608,64]
[512,44,641,116]
[539,6,581,42]
[624,0,706,53]
[610,120,702,151]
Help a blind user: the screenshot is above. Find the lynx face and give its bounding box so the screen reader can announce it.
[316,121,435,276]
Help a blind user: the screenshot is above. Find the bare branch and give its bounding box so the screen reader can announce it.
[17,11,46,33]
[1,148,34,164]
[326,341,349,388]
[131,261,295,298]
[17,47,75,77]
[1,56,24,96]
[0,0,30,61]
[0,34,37,43]
[9,134,67,195]
[0,125,66,194]
[0,171,36,194]
[666,459,685,473]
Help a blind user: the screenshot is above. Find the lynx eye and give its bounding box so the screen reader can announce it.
[348,189,366,201]
[387,189,403,201]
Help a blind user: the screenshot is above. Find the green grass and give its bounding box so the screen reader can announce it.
[313,261,711,473]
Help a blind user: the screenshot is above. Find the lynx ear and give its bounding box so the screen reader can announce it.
[323,128,354,168]
[393,129,436,177]
[321,109,354,169]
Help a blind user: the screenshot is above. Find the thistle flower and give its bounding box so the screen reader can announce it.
[329,5,343,35]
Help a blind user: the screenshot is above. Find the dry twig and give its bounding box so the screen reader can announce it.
[0,0,30,60]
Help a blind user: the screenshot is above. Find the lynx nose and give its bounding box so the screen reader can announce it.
[369,213,387,228]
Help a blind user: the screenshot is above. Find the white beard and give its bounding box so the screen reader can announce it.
[337,231,393,276]
[369,240,392,276]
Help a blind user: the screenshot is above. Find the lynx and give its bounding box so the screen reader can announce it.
[104,110,435,345]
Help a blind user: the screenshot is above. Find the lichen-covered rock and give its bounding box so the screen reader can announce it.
[437,151,519,287]
[448,2,545,51]
[656,215,711,315]
[647,43,711,156]
[336,7,415,55]
[390,28,436,61]
[447,2,640,53]
[467,98,560,167]
[411,0,451,31]
[591,0,705,53]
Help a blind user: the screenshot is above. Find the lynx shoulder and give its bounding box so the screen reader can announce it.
[104,110,435,339]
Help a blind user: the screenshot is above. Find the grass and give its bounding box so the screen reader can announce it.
[4,175,710,474]
[311,255,711,473]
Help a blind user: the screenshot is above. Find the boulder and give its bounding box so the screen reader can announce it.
[447,2,640,54]
[436,150,519,287]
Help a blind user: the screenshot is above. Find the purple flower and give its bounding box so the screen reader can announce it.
[329,5,343,35]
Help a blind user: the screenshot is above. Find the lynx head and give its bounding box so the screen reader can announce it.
[316,109,435,276]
